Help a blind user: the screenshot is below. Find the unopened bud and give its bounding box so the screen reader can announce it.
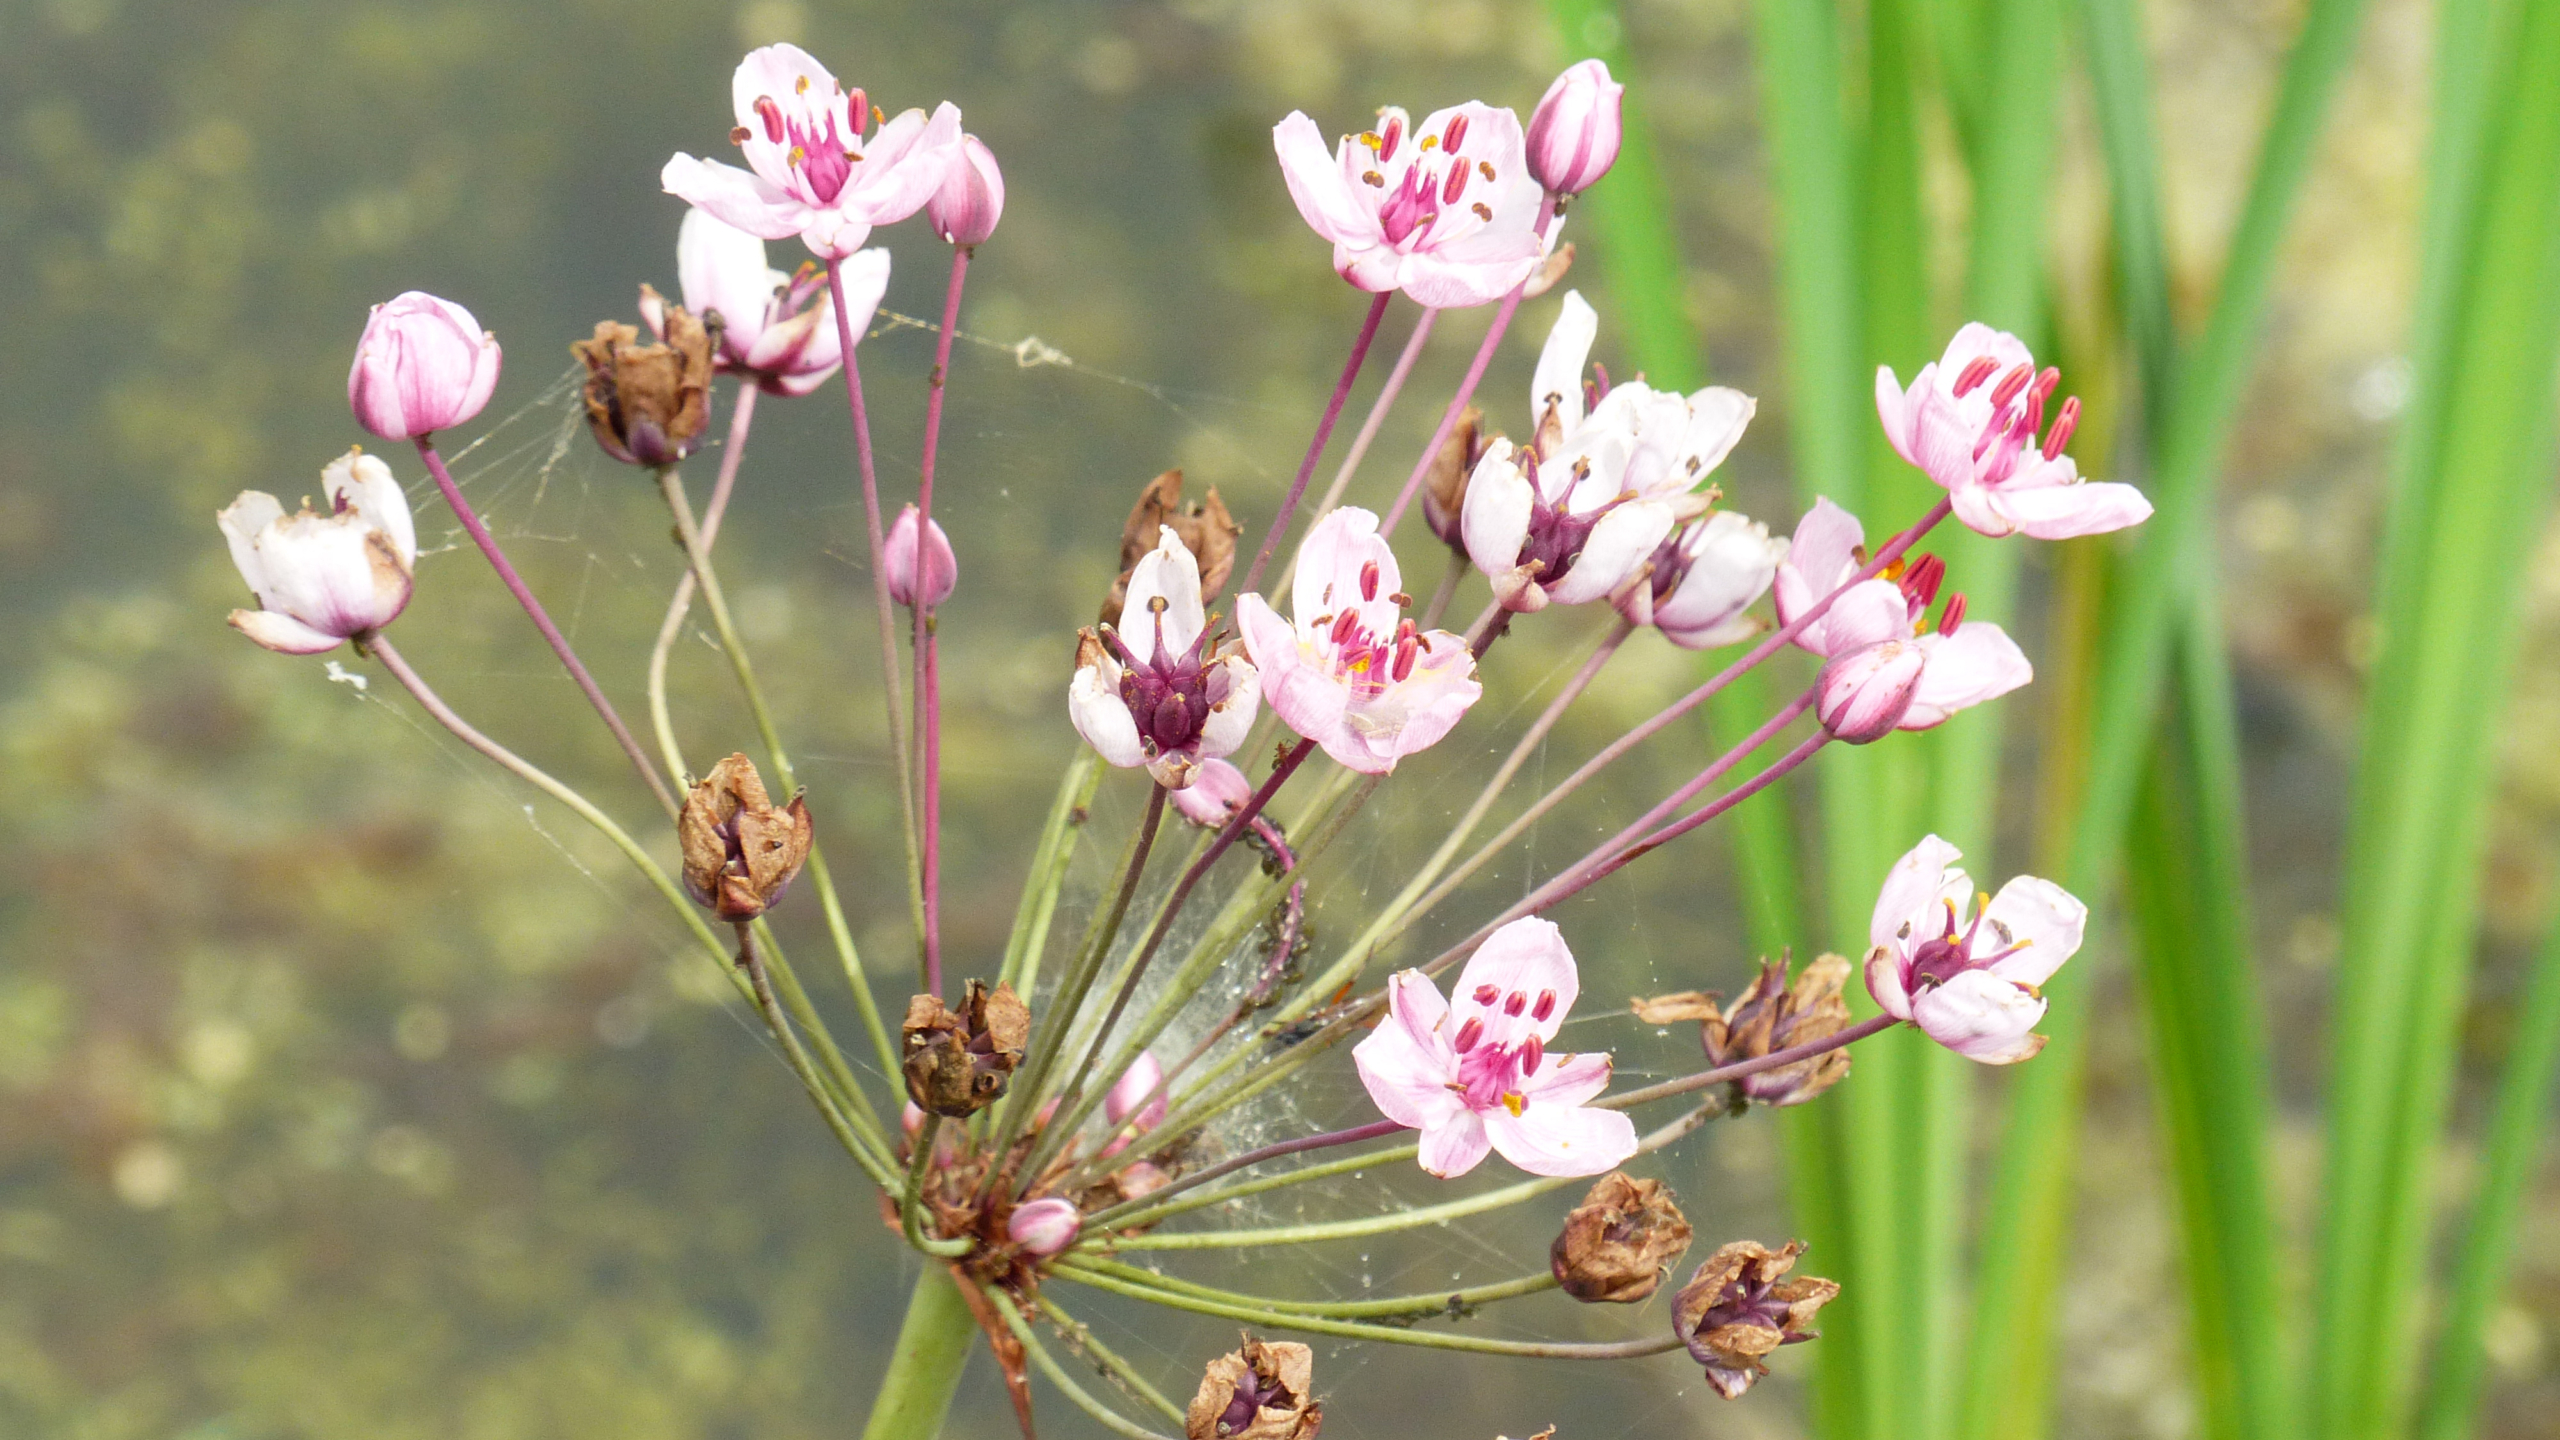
[929,134,1006,247]
[900,979,1030,1117]
[886,504,958,608]
[677,753,814,921]
[1815,641,1922,742]
[1105,1051,1170,1131]
[348,291,502,441]
[1186,1339,1321,1440]
[1701,953,1854,1108]
[573,303,715,466]
[1671,1240,1840,1400]
[1169,757,1256,827]
[1006,1196,1081,1257]
[1551,1171,1694,1303]
[1525,59,1624,197]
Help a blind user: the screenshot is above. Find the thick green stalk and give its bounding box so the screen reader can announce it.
[859,1267,979,1440]
[2315,0,2560,1427]
[1965,0,2375,1424]
[2417,892,2560,1440]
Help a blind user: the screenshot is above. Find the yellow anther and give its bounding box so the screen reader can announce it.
[1502,1092,1526,1116]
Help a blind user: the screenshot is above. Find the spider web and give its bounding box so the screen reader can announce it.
[355,306,1789,1439]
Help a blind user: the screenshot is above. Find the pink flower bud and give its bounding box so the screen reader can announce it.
[1815,640,1924,743]
[347,292,502,440]
[885,504,957,607]
[1168,758,1255,828]
[1525,59,1624,197]
[1007,1197,1081,1258]
[1105,1052,1169,1131]
[928,134,1005,247]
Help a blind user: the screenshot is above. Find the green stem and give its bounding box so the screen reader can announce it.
[860,1267,981,1440]
[657,465,899,1083]
[1032,1293,1187,1424]
[1067,1254,1559,1319]
[1000,749,1105,996]
[987,1289,1180,1440]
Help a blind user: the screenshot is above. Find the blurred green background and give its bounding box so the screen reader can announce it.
[3,0,2555,1437]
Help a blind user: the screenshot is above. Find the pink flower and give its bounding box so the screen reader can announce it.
[1864,836,2086,1064]
[1466,292,1756,611]
[1007,1197,1081,1257]
[885,504,957,608]
[1775,500,2032,733]
[1614,511,1788,649]
[1876,324,2153,539]
[218,450,418,654]
[644,208,880,398]
[928,134,1004,247]
[1239,508,1482,774]
[1272,101,1547,308]
[1168,757,1255,827]
[1525,59,1623,197]
[1070,527,1261,788]
[661,44,963,260]
[1353,918,1638,1178]
[347,292,501,441]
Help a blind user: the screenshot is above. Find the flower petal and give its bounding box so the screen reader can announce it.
[1903,622,2032,728]
[1067,664,1147,768]
[1460,441,1535,581]
[1274,112,1380,250]
[1910,969,2048,1065]
[1546,501,1674,607]
[1453,917,1578,1046]
[1978,874,2087,988]
[229,608,345,655]
[1531,291,1598,435]
[661,154,809,241]
[1870,834,1968,956]
[1482,1095,1638,1176]
[1417,1109,1494,1178]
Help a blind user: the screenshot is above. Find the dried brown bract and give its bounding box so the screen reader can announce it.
[1671,1240,1840,1399]
[901,979,1031,1117]
[677,753,812,922]
[573,296,715,466]
[1550,1171,1694,1303]
[1521,239,1575,299]
[1102,469,1239,623]
[1186,1338,1321,1440]
[1701,953,1854,1108]
[1421,406,1491,551]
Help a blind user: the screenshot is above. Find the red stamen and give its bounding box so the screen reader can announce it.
[1531,989,1557,1022]
[1453,1017,1483,1053]
[1441,112,1469,155]
[1899,553,1945,606]
[1503,991,1527,1018]
[1392,633,1419,681]
[1330,609,1362,646]
[2032,366,2061,402]
[1520,1035,1544,1074]
[1474,984,1500,1006]
[753,95,786,143]
[1939,592,1967,634]
[1379,115,1403,163]
[1988,363,2033,410]
[2042,397,2080,460]
[1952,355,2001,396]
[1360,560,1381,602]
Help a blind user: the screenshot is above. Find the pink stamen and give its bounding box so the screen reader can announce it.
[2042,397,2081,460]
[753,95,786,143]
[1392,632,1419,681]
[1474,984,1500,1006]
[1951,355,2001,396]
[1520,1035,1543,1074]
[1988,363,2033,411]
[1379,116,1403,163]
[1939,592,1967,634]
[1442,159,1470,205]
[1503,991,1527,1018]
[1531,989,1557,1022]
[2031,366,2061,403]
[1453,1017,1483,1053]
[1441,113,1469,155]
[1360,559,1381,602]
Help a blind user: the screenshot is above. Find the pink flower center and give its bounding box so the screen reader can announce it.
[1356,112,1505,251]
[1906,895,2031,992]
[754,83,867,206]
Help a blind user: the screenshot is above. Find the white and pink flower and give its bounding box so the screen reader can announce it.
[1070,526,1260,788]
[1773,498,2031,737]
[661,44,963,260]
[1614,510,1788,649]
[1272,101,1547,309]
[1239,508,1481,774]
[218,450,418,654]
[1353,917,1637,1178]
[1464,291,1759,612]
[1864,836,2086,1064]
[643,207,881,398]
[1876,324,2153,539]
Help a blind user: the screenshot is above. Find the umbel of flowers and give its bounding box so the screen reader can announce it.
[213,42,2144,1440]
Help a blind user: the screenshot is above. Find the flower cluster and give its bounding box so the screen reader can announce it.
[218,39,2148,1440]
